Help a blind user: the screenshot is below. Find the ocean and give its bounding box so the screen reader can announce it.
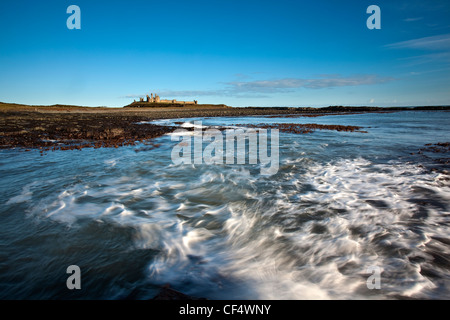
[0,111,449,299]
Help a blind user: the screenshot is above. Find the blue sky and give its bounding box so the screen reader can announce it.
[0,0,449,107]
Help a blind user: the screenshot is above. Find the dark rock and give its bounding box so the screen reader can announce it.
[151,284,206,300]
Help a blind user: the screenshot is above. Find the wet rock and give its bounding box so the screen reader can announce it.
[233,123,367,134]
[151,284,206,300]
[0,112,176,152]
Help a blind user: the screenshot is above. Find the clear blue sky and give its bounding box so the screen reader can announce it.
[1,0,449,107]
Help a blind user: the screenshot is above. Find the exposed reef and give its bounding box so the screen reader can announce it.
[233,123,367,134]
[0,112,176,152]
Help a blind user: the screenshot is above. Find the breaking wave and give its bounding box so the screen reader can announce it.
[21,155,450,299]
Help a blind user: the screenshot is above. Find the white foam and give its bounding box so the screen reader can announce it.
[6,181,40,204]
[25,155,450,299]
[202,158,450,299]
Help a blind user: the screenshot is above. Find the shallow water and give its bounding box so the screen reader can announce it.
[0,111,449,299]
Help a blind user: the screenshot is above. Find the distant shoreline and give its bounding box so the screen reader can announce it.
[1,101,449,114]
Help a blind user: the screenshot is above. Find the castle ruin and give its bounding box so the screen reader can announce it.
[137,93,197,105]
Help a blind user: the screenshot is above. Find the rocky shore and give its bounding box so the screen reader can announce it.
[0,111,176,152]
[0,102,448,152]
[233,122,368,134]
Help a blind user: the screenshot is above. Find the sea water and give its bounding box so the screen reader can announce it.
[0,111,449,299]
